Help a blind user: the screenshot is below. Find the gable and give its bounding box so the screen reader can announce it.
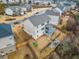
[23,19,35,35]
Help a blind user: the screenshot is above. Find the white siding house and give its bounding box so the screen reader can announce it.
[5,8,14,16]
[5,6,21,16]
[23,13,51,39]
[0,24,16,56]
[0,36,16,56]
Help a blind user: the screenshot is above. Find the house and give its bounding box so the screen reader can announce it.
[2,0,28,4]
[5,6,22,16]
[18,0,31,4]
[54,4,71,15]
[54,1,76,15]
[63,1,76,9]
[2,0,13,4]
[45,9,60,25]
[0,24,16,56]
[32,0,52,5]
[22,4,32,12]
[5,4,32,16]
[23,13,51,39]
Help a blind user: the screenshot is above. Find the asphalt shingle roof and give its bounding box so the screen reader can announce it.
[45,9,60,16]
[28,13,51,26]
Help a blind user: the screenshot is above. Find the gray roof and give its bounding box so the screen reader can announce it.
[8,4,31,10]
[28,13,51,26]
[8,6,20,11]
[45,9,60,16]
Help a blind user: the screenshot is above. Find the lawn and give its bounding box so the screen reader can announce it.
[75,15,79,24]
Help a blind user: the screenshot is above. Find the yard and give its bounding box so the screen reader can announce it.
[75,14,79,24]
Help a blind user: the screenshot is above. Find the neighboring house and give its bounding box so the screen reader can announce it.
[54,1,76,15]
[63,1,76,9]
[45,9,60,25]
[32,0,52,5]
[2,0,28,4]
[5,4,32,16]
[23,13,51,39]
[22,4,32,12]
[5,6,22,16]
[55,5,70,15]
[0,24,16,56]
[2,0,16,4]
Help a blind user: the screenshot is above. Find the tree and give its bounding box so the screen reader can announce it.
[73,55,79,59]
[56,35,79,59]
[74,15,79,25]
[0,3,7,15]
[66,17,76,31]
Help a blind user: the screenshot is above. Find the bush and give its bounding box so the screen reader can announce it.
[0,3,7,15]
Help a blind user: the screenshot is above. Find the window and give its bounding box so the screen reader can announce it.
[37,31,38,33]
[37,35,38,37]
[41,23,44,26]
[41,27,44,30]
[46,31,48,33]
[46,27,49,30]
[37,26,38,28]
[47,21,49,23]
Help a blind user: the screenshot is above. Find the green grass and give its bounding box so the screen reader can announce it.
[75,15,79,21]
[32,42,38,47]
